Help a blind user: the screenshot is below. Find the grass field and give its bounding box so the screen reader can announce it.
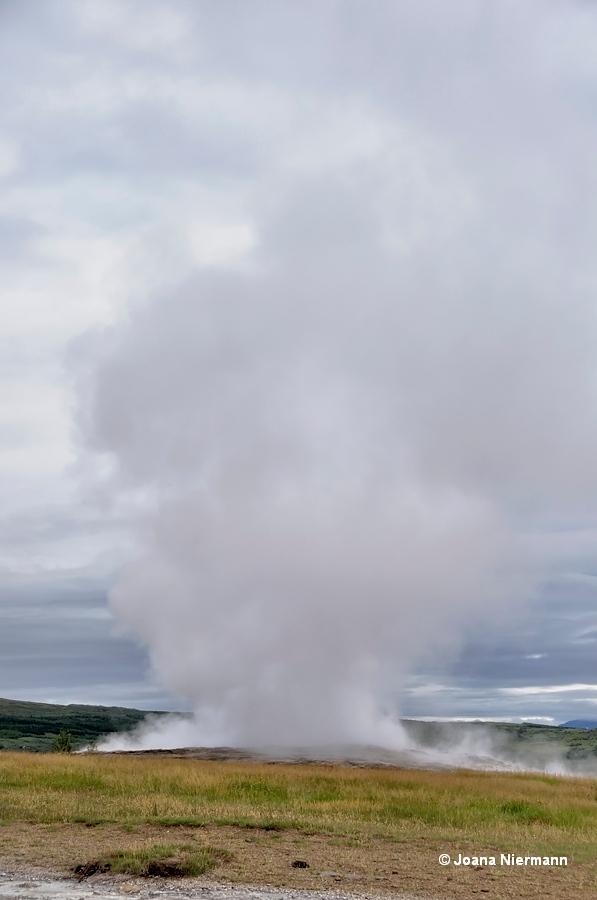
[1,752,597,897]
[1,750,597,842]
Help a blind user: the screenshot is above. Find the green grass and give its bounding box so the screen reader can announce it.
[75,842,233,877]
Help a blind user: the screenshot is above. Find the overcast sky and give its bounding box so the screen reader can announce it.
[2,0,597,731]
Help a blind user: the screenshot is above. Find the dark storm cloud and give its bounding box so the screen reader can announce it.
[445,578,597,686]
[0,573,152,703]
[403,571,597,721]
[0,498,156,707]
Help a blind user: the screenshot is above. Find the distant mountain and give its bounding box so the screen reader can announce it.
[0,696,167,752]
[560,719,597,730]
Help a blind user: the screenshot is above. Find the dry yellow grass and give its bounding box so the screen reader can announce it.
[0,751,596,856]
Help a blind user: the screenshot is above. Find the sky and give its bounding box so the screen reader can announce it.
[2,0,597,734]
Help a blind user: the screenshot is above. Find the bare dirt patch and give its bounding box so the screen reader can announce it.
[0,821,594,900]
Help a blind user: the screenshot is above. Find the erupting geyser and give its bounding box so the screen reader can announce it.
[76,1,597,751]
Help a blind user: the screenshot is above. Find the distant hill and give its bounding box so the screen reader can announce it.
[5,698,597,765]
[0,696,166,752]
[402,719,597,770]
[560,719,597,730]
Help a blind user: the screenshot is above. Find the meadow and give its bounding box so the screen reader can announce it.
[1,751,597,896]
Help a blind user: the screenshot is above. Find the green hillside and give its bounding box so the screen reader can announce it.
[0,697,166,752]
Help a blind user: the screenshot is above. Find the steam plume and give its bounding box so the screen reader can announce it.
[77,1,597,748]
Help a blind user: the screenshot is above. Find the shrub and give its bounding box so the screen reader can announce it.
[51,731,73,753]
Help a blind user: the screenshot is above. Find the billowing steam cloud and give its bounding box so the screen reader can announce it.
[77,1,597,748]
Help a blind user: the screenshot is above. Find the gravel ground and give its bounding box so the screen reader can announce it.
[0,874,434,900]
